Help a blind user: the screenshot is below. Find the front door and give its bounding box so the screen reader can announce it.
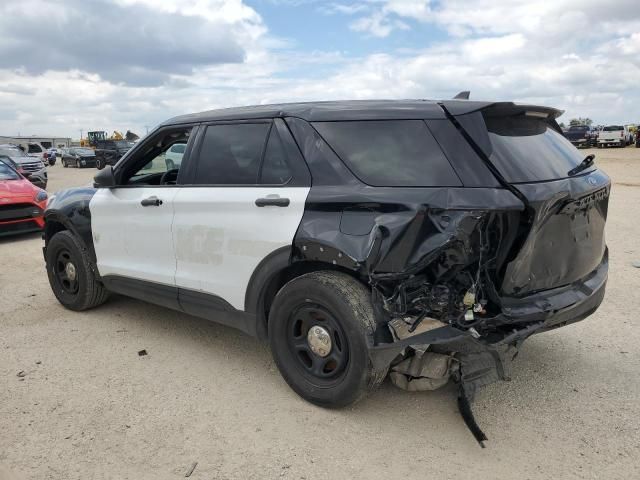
[90,126,196,291]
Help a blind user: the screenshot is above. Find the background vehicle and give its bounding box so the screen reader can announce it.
[61,147,97,168]
[598,125,630,147]
[44,100,610,419]
[95,140,135,169]
[565,124,597,148]
[0,157,47,236]
[0,144,47,188]
[44,148,58,166]
[164,143,186,169]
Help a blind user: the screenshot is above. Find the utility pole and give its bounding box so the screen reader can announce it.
[80,129,83,142]
[144,125,149,135]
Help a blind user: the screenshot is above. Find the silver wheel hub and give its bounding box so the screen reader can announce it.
[307,325,332,357]
[65,262,77,281]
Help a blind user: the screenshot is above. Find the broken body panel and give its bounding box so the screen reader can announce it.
[287,102,610,411]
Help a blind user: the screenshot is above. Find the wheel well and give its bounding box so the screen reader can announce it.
[256,261,367,340]
[44,220,67,244]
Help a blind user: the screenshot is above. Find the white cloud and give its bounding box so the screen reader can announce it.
[0,0,639,138]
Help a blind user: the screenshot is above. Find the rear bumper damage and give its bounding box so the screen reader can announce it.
[367,254,607,445]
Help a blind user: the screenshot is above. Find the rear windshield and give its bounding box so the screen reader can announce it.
[312,120,461,187]
[568,125,588,131]
[485,116,590,183]
[603,125,623,131]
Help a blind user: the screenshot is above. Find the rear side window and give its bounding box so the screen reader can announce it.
[312,120,462,187]
[195,123,270,184]
[485,116,589,183]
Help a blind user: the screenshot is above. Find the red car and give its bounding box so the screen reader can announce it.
[0,158,48,236]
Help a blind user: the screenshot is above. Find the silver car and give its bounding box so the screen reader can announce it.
[0,144,47,189]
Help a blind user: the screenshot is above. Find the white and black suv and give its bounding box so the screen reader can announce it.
[43,100,609,429]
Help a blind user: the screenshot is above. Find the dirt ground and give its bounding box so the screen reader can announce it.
[1,148,639,480]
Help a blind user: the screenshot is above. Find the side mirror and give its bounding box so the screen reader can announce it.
[93,165,116,188]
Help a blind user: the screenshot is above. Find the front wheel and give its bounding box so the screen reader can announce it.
[268,271,387,408]
[45,231,109,311]
[96,158,104,170]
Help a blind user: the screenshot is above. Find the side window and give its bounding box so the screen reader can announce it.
[121,127,193,185]
[195,123,270,185]
[259,127,292,184]
[313,120,462,187]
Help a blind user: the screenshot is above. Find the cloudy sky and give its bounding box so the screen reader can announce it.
[0,0,638,138]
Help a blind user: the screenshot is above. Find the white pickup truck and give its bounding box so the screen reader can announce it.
[598,125,631,148]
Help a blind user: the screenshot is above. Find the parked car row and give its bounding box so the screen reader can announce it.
[0,157,47,237]
[563,124,637,148]
[0,144,48,188]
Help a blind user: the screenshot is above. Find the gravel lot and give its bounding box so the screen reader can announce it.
[1,148,639,479]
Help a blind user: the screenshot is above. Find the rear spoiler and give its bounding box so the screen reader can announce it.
[440,101,564,120]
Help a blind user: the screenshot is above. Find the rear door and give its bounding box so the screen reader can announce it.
[449,105,610,296]
[173,118,311,311]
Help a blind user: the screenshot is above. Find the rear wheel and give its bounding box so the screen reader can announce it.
[268,271,387,407]
[96,157,104,170]
[45,231,109,311]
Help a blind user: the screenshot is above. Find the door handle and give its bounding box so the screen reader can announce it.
[141,196,163,207]
[255,197,290,207]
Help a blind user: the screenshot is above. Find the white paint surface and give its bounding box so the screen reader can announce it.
[172,187,310,309]
[90,187,179,286]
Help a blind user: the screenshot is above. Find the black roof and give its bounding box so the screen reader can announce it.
[161,99,562,126]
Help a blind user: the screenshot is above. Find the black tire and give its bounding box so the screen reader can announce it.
[96,157,103,170]
[45,231,109,311]
[268,271,387,408]
[62,158,68,167]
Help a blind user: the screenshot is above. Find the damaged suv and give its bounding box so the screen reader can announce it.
[43,100,609,438]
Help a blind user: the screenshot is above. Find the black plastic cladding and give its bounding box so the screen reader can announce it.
[44,187,97,263]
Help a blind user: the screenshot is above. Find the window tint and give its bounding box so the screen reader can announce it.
[260,128,292,184]
[172,144,186,154]
[602,125,623,131]
[312,120,461,187]
[485,116,590,183]
[195,123,270,185]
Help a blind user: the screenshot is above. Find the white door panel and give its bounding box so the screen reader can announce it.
[173,187,310,309]
[90,188,178,285]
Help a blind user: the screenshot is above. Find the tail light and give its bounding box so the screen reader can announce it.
[621,132,624,138]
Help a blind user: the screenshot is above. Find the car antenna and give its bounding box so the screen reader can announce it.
[453,91,470,100]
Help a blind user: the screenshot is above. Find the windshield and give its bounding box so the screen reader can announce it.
[74,148,95,155]
[603,126,623,131]
[0,147,27,157]
[0,161,20,180]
